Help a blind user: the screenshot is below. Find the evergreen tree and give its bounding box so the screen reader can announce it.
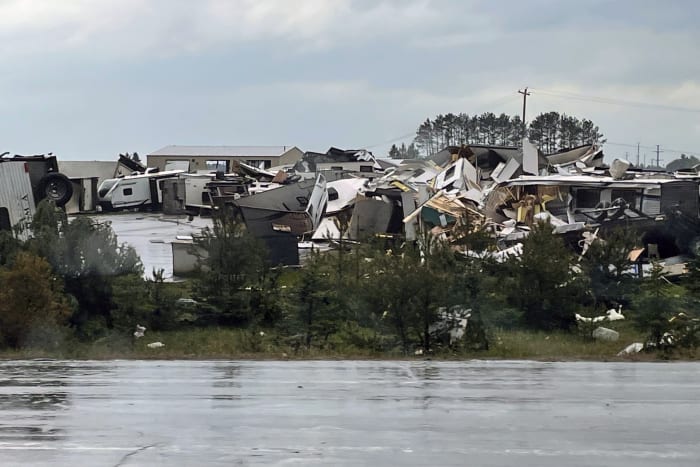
[27,200,143,335]
[192,208,268,326]
[291,250,342,349]
[412,110,604,155]
[581,226,638,309]
[405,143,420,159]
[633,262,681,346]
[388,144,401,159]
[507,221,583,330]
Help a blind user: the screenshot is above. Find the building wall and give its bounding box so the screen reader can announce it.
[59,161,117,186]
[277,147,304,166]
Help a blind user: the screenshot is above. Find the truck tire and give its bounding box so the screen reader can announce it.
[608,198,629,220]
[38,173,73,207]
[592,201,610,222]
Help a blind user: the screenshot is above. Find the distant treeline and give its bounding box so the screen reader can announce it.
[403,111,605,158]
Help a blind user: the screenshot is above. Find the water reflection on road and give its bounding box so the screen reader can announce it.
[0,360,698,466]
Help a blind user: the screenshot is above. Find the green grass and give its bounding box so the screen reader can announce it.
[1,325,697,361]
[487,329,639,360]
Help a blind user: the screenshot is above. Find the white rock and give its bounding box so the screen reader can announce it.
[592,327,619,342]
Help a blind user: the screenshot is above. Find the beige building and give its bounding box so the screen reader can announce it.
[147,145,303,172]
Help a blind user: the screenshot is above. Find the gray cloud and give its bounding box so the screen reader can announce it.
[0,0,698,160]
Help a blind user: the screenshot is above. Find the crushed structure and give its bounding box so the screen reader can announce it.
[7,141,700,276]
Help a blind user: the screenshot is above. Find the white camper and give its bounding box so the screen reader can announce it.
[97,169,184,211]
[0,161,37,239]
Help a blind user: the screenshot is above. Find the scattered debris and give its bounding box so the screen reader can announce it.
[617,342,644,356]
[133,324,146,338]
[575,306,625,324]
[147,342,165,349]
[429,306,472,345]
[606,305,625,321]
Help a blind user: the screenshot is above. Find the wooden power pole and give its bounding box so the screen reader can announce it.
[518,87,531,136]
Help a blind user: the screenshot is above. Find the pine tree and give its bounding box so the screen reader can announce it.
[192,209,268,326]
[507,221,583,329]
[388,144,401,159]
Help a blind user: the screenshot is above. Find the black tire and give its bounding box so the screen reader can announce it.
[38,172,73,207]
[592,201,610,222]
[608,198,629,220]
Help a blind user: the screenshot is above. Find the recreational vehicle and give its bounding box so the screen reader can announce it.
[0,160,37,239]
[97,169,184,211]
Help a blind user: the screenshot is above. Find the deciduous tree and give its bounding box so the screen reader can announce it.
[0,252,71,348]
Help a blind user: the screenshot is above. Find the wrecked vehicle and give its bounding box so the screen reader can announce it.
[97,168,185,211]
[1,153,74,207]
[0,158,36,238]
[293,147,383,177]
[489,174,700,255]
[229,173,328,265]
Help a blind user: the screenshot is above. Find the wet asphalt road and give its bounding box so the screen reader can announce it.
[0,360,698,466]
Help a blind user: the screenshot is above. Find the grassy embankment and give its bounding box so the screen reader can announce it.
[1,322,695,360]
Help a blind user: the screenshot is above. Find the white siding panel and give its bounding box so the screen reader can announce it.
[0,162,36,239]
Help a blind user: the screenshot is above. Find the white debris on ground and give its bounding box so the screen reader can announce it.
[133,324,146,338]
[147,342,165,349]
[606,305,625,321]
[575,305,625,324]
[617,342,644,356]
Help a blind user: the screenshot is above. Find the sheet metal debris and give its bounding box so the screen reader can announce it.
[9,141,700,280]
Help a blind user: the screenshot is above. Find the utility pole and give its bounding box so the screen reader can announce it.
[656,144,663,168]
[636,142,640,167]
[518,87,531,137]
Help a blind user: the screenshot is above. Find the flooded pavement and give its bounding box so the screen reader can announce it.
[0,360,699,466]
[86,213,212,281]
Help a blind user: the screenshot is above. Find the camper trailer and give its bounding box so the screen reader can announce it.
[1,153,74,208]
[0,160,37,239]
[97,169,184,211]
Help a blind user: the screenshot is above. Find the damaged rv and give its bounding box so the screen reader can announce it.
[97,168,185,211]
[1,152,76,238]
[0,159,36,239]
[228,173,329,265]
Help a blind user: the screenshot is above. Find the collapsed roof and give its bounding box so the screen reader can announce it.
[293,147,381,173]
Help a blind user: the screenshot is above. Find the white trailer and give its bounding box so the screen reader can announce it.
[0,161,37,239]
[182,173,216,210]
[97,169,184,211]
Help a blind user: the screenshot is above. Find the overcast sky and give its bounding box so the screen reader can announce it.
[1,0,699,164]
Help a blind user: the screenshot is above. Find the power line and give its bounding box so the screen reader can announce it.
[531,88,700,114]
[655,144,664,168]
[363,93,520,150]
[605,141,700,155]
[363,131,417,149]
